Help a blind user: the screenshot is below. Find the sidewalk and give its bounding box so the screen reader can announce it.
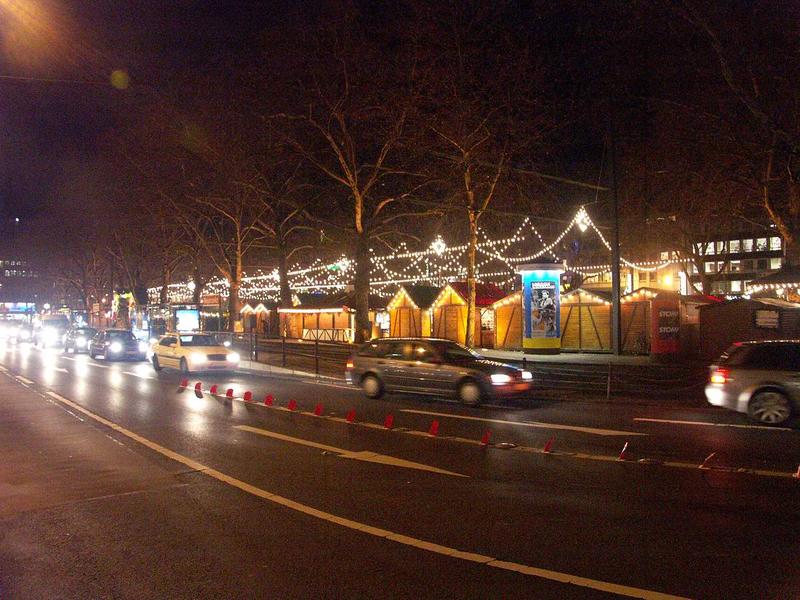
[477,348,653,366]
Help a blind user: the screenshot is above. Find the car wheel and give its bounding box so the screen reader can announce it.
[152,355,163,372]
[179,358,190,374]
[361,374,384,399]
[458,379,483,407]
[748,390,792,425]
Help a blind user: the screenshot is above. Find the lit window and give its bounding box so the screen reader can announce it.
[705,243,715,255]
[770,257,783,270]
[730,280,742,292]
[743,239,754,252]
[705,262,715,273]
[716,241,725,253]
[660,251,669,261]
[729,240,740,253]
[730,260,741,273]
[756,238,768,251]
[770,237,782,250]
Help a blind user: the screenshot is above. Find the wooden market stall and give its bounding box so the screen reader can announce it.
[386,285,439,338]
[431,282,505,347]
[492,290,522,350]
[560,288,612,351]
[698,297,800,359]
[240,300,276,335]
[278,292,388,342]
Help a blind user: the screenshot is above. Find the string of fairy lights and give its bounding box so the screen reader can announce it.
[149,207,682,304]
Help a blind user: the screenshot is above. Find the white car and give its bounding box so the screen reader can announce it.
[150,333,240,374]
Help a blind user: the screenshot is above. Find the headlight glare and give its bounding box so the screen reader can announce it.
[521,370,533,380]
[490,373,512,385]
[109,342,123,353]
[227,352,240,363]
[190,352,207,363]
[138,342,148,352]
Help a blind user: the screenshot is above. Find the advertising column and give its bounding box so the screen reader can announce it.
[651,293,680,358]
[518,263,564,354]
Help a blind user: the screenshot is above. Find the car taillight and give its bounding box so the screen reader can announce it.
[345,359,355,369]
[710,368,730,384]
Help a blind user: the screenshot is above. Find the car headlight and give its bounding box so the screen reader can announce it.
[223,340,232,347]
[521,370,533,380]
[190,352,207,363]
[109,342,123,353]
[138,342,148,352]
[226,352,240,363]
[490,373,512,385]
[76,337,86,347]
[19,329,30,340]
[43,327,58,342]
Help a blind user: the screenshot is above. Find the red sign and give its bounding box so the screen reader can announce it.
[651,298,680,354]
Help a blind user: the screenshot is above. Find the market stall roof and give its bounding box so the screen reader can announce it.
[401,285,441,310]
[280,291,388,313]
[562,287,612,304]
[240,300,275,313]
[748,266,800,292]
[444,282,506,307]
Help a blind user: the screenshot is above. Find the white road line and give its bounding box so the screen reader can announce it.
[54,367,68,373]
[235,425,467,477]
[400,409,645,437]
[634,417,796,432]
[39,389,685,600]
[123,371,153,379]
[15,376,34,385]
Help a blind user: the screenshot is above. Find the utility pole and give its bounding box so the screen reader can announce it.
[609,99,622,355]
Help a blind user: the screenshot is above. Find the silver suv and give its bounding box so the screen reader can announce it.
[345,338,533,406]
[706,340,800,425]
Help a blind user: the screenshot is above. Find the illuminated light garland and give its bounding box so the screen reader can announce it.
[149,207,680,304]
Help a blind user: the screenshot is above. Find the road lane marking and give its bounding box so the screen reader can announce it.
[15,376,34,385]
[634,417,796,432]
[35,388,686,599]
[54,367,68,373]
[235,425,467,477]
[123,371,153,379]
[400,409,645,437]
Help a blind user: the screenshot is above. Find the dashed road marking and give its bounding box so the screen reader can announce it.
[235,425,467,477]
[54,367,68,373]
[123,371,153,379]
[38,387,687,600]
[15,375,34,385]
[634,417,796,432]
[401,409,645,437]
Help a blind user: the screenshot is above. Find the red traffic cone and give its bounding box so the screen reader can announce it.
[180,378,188,388]
[428,420,439,437]
[209,384,218,395]
[383,414,394,429]
[480,430,491,446]
[543,435,555,454]
[243,391,252,402]
[225,388,234,398]
[618,441,630,461]
[313,403,323,416]
[287,399,297,411]
[194,382,202,392]
[346,409,356,423]
[264,394,273,406]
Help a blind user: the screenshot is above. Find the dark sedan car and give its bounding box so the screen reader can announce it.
[89,329,147,361]
[64,326,98,353]
[345,337,533,406]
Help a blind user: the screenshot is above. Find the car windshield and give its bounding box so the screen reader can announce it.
[179,334,217,347]
[107,331,135,341]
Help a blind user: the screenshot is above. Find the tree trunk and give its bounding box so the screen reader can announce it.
[159,268,170,305]
[192,267,204,305]
[354,233,371,343]
[278,248,292,308]
[465,210,478,347]
[228,278,240,332]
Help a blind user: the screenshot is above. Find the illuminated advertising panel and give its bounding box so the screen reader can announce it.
[519,263,564,353]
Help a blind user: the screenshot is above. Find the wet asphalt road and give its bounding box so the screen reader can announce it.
[1,342,799,599]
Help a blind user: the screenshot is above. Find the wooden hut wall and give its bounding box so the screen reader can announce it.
[494,300,522,349]
[389,292,423,337]
[432,288,467,344]
[560,293,611,351]
[621,301,651,354]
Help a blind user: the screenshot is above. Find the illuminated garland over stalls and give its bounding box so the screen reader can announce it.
[149,207,679,303]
